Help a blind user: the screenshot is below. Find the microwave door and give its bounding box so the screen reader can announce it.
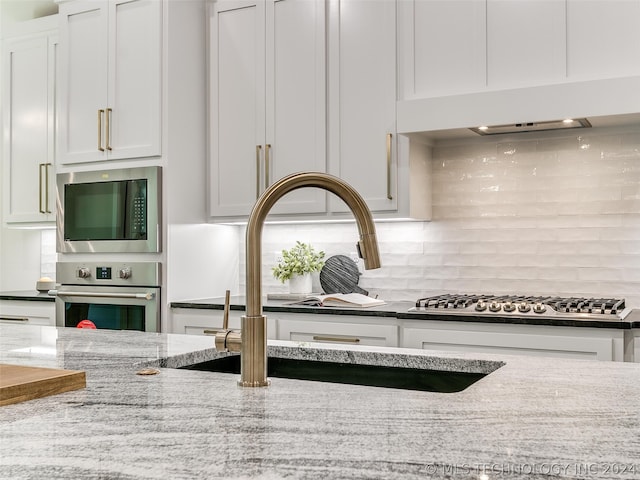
[65,181,126,241]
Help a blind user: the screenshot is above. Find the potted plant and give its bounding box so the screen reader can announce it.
[272,241,325,294]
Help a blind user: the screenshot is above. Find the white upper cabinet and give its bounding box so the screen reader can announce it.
[57,0,162,164]
[486,0,566,89]
[328,0,430,220]
[397,0,640,133]
[2,25,58,225]
[328,0,398,214]
[566,0,640,80]
[400,0,487,99]
[209,0,326,219]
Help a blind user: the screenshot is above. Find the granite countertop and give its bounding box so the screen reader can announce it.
[171,295,412,318]
[1,324,639,479]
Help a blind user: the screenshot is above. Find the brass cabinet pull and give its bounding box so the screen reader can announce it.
[38,163,45,213]
[312,335,361,343]
[222,290,230,330]
[264,144,271,190]
[256,145,262,199]
[0,316,29,322]
[98,109,105,151]
[386,133,393,200]
[44,163,52,213]
[106,108,113,151]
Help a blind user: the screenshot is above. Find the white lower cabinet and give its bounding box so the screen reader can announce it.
[171,308,276,339]
[170,307,630,361]
[633,330,640,363]
[402,320,626,362]
[275,314,399,348]
[0,301,56,327]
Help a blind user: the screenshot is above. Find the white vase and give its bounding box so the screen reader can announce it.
[289,273,312,294]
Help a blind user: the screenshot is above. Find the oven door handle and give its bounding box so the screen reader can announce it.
[57,291,155,301]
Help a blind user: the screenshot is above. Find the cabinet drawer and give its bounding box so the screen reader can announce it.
[277,317,398,347]
[402,321,625,362]
[170,308,277,339]
[0,301,55,326]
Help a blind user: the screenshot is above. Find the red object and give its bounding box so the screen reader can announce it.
[77,319,96,329]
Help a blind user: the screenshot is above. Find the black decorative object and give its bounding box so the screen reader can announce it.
[319,255,368,295]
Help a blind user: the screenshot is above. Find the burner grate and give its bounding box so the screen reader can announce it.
[415,294,625,316]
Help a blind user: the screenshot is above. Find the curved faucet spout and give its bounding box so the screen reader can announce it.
[231,172,382,387]
[246,172,381,317]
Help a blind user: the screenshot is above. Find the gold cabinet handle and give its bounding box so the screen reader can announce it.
[98,109,105,151]
[264,144,271,190]
[106,108,112,151]
[223,290,231,329]
[256,145,262,199]
[0,316,29,322]
[44,163,52,213]
[386,133,393,200]
[38,163,45,213]
[312,335,361,344]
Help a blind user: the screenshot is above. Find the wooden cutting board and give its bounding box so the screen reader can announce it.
[0,363,86,407]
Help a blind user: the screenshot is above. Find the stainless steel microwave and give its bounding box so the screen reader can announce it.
[56,166,162,253]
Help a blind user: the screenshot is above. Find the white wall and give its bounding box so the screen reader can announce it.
[246,126,640,308]
[0,228,45,290]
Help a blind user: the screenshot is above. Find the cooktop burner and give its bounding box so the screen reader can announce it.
[410,294,628,320]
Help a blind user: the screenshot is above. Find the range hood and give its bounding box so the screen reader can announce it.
[469,118,592,136]
[396,75,640,142]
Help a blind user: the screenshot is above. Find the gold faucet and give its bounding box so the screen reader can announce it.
[214,172,382,387]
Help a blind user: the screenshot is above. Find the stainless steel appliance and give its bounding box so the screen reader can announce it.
[409,294,630,325]
[56,166,162,253]
[56,261,161,332]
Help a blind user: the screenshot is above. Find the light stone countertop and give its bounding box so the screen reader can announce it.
[1,324,639,480]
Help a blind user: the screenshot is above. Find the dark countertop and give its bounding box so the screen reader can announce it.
[172,295,640,328]
[0,290,56,302]
[171,295,411,318]
[1,324,640,479]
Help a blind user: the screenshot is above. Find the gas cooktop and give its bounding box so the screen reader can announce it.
[409,294,630,322]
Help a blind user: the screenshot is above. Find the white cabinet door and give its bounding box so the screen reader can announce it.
[329,0,430,220]
[2,32,57,225]
[402,321,625,362]
[487,0,566,89]
[209,0,265,217]
[58,0,161,165]
[265,0,326,215]
[106,0,162,161]
[402,0,486,99]
[566,0,640,80]
[209,0,326,219]
[329,0,397,214]
[0,301,56,327]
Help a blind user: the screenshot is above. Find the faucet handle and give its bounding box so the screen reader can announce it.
[214,290,241,352]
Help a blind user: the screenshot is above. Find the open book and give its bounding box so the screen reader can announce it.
[290,292,386,308]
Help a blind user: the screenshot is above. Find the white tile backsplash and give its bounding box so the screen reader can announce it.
[246,127,640,307]
[40,230,56,281]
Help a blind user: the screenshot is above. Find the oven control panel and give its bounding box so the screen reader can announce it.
[57,262,161,287]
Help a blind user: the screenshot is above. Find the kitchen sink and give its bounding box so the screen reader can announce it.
[181,354,501,393]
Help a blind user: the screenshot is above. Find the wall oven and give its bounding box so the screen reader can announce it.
[57,166,162,253]
[56,262,161,332]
